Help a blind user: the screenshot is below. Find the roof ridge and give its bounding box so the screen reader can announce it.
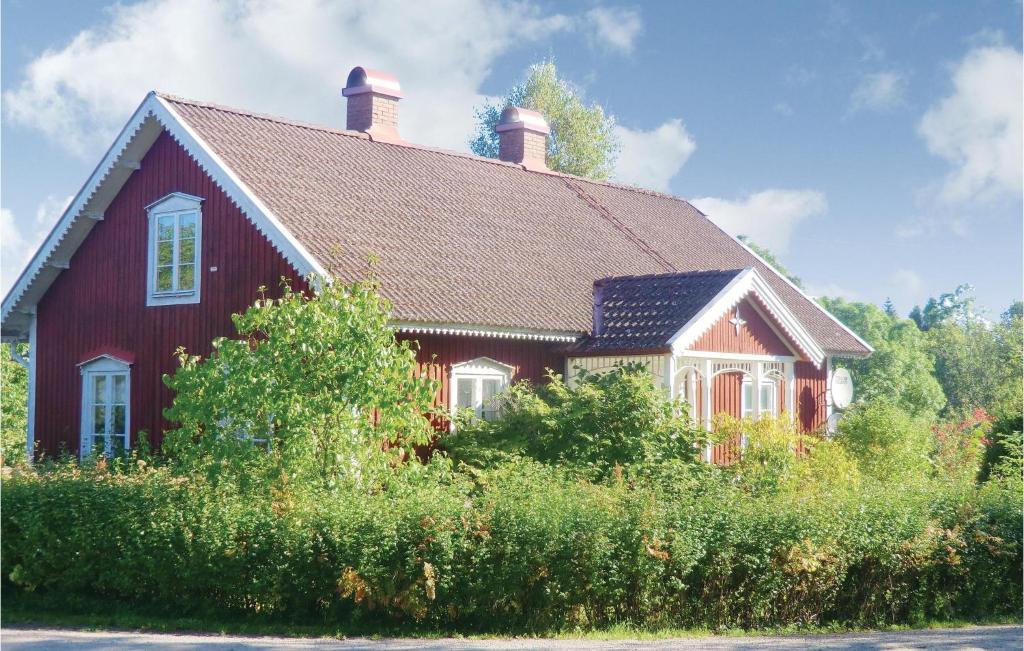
[156,91,704,204]
[562,177,679,274]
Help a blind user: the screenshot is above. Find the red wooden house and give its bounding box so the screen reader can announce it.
[1,67,871,462]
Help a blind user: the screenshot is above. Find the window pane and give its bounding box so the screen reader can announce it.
[157,216,175,241]
[157,240,174,266]
[178,237,195,264]
[456,378,475,410]
[93,406,106,434]
[91,436,107,455]
[156,266,173,292]
[760,384,773,413]
[111,405,126,435]
[112,375,127,404]
[742,383,753,417]
[481,378,501,420]
[179,213,196,239]
[92,376,107,404]
[178,263,194,290]
[110,436,126,458]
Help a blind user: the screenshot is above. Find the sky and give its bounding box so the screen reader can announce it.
[2,0,1022,317]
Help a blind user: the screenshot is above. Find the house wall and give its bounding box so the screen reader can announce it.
[794,360,829,432]
[690,298,794,356]
[33,132,305,457]
[564,354,669,388]
[400,332,567,413]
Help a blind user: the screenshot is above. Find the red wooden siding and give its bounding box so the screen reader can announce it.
[34,132,305,456]
[710,371,743,464]
[690,299,794,356]
[794,360,828,433]
[399,333,566,412]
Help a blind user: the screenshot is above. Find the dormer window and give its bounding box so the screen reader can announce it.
[449,357,514,422]
[146,192,203,306]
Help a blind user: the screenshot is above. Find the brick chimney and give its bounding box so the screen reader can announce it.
[342,66,403,144]
[496,107,549,171]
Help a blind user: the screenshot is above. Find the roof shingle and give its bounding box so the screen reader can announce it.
[161,94,870,356]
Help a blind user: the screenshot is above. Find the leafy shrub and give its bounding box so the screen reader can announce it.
[444,365,705,480]
[162,277,439,492]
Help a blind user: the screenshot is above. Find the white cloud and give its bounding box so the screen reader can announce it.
[691,190,827,254]
[850,70,906,113]
[2,0,577,157]
[613,119,696,192]
[584,7,643,54]
[918,45,1023,203]
[804,281,861,301]
[891,268,923,296]
[1,195,72,296]
[772,101,794,117]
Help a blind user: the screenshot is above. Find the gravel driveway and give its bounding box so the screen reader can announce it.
[1,625,1020,650]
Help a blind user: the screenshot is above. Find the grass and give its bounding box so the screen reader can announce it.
[2,590,1017,641]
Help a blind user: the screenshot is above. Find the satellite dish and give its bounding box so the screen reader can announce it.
[829,368,854,410]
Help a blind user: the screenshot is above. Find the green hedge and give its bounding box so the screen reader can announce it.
[3,459,1019,632]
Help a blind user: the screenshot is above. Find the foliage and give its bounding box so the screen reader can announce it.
[926,303,1022,418]
[910,284,979,331]
[3,433,1019,632]
[161,276,439,492]
[444,365,705,480]
[1,343,28,464]
[834,402,934,484]
[737,236,804,289]
[818,297,946,418]
[469,60,620,180]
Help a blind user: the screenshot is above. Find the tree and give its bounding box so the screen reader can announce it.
[910,284,979,330]
[469,61,620,180]
[737,236,804,289]
[163,277,440,491]
[817,297,946,418]
[1,344,28,464]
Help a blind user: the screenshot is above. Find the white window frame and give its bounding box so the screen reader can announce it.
[146,192,203,306]
[741,378,778,419]
[449,357,514,424]
[78,355,131,459]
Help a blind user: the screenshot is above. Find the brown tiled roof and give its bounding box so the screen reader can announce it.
[573,269,745,353]
[161,94,870,356]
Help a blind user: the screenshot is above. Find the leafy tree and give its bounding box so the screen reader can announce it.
[738,236,804,289]
[162,277,440,491]
[818,297,946,417]
[911,284,979,330]
[469,60,620,180]
[1,344,28,464]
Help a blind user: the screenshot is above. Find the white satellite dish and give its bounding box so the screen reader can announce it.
[829,368,854,410]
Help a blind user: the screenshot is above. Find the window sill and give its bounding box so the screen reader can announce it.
[147,290,200,307]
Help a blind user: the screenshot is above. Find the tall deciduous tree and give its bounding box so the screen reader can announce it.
[818,297,946,418]
[469,61,620,180]
[1,344,28,463]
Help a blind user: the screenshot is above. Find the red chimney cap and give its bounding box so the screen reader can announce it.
[342,66,402,99]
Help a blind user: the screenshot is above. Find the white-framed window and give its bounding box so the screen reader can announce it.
[741,379,778,419]
[79,355,131,458]
[145,192,203,306]
[449,357,514,422]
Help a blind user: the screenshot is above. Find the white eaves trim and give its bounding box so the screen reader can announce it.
[0,92,326,338]
[666,268,827,367]
[395,321,580,343]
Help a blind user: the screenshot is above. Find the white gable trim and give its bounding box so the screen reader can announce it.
[77,353,134,369]
[450,356,516,375]
[667,268,827,367]
[733,238,874,356]
[1,92,326,339]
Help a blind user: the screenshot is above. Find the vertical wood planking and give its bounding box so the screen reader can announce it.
[690,299,794,356]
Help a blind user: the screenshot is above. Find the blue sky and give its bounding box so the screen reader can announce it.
[2,0,1021,316]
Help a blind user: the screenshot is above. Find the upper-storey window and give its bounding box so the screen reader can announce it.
[146,192,203,306]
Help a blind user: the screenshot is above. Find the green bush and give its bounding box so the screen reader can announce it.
[444,365,705,481]
[3,445,1019,631]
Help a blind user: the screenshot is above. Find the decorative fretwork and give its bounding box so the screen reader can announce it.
[762,361,785,380]
[712,361,752,376]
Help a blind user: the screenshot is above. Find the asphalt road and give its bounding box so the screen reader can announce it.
[1,625,1020,650]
